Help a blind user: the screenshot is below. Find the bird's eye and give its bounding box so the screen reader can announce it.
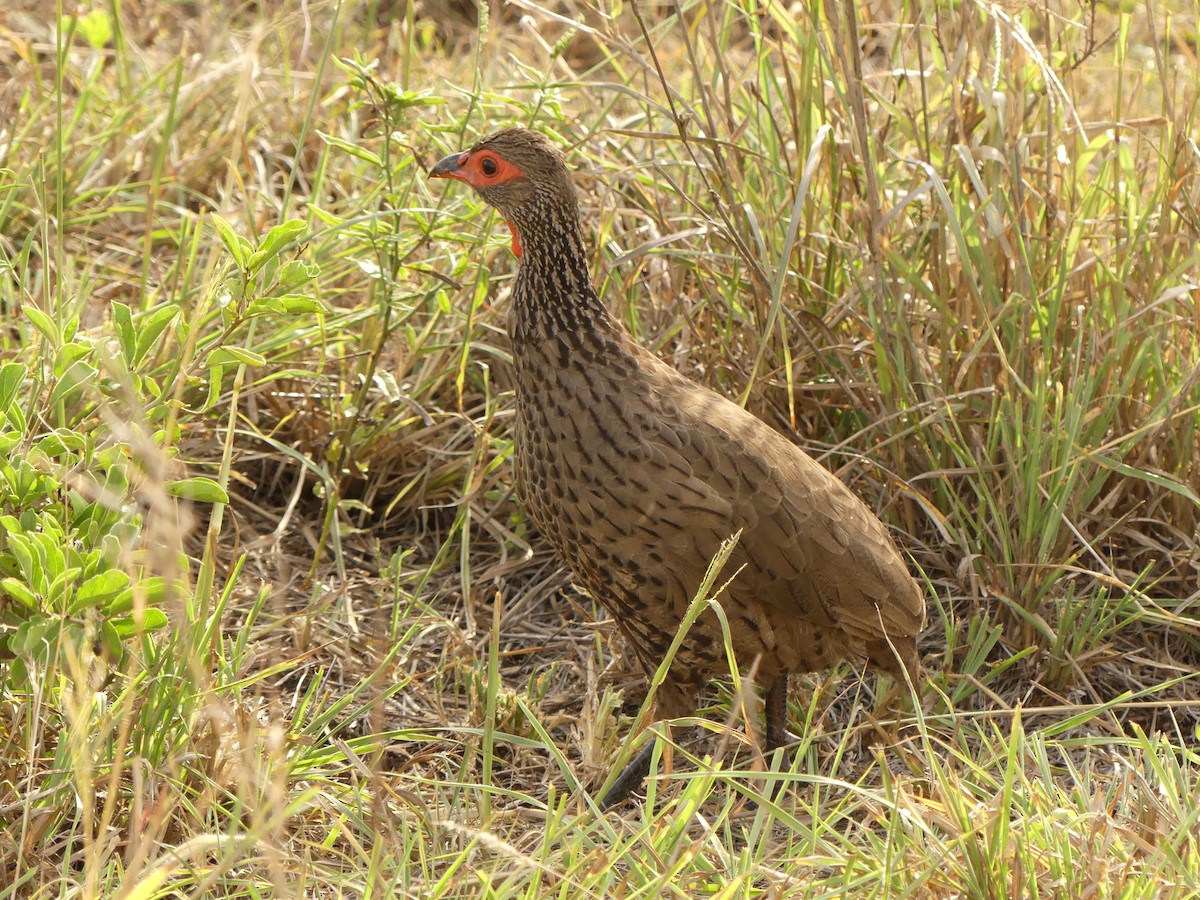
[480,156,498,176]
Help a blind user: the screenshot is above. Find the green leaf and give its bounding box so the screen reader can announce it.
[202,364,223,411]
[47,568,77,613]
[23,305,59,344]
[1,577,38,609]
[165,477,229,504]
[134,306,180,366]
[0,363,26,426]
[247,219,307,273]
[277,295,328,315]
[111,608,169,637]
[13,617,51,655]
[306,205,344,227]
[244,298,288,318]
[48,360,99,407]
[69,568,131,613]
[101,619,123,659]
[139,576,170,606]
[104,576,168,615]
[212,214,249,268]
[112,302,136,363]
[36,430,84,458]
[6,533,37,585]
[0,362,25,403]
[278,260,320,287]
[205,346,266,368]
[316,131,382,167]
[379,87,443,111]
[54,341,93,376]
[32,532,65,583]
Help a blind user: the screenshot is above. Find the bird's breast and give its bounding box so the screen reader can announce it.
[512,337,652,518]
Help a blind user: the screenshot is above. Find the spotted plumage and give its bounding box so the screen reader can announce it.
[430,127,925,805]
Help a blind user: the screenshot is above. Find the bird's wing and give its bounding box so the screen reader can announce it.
[654,376,926,657]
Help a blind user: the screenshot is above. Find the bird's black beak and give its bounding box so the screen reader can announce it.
[429,152,468,181]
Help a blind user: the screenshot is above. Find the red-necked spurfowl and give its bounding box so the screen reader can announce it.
[430,127,925,807]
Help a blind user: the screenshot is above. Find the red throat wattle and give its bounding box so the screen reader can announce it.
[506,219,523,258]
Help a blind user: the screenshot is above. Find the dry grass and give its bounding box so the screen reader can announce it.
[1,0,1199,896]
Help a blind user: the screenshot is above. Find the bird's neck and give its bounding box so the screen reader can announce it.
[507,197,619,347]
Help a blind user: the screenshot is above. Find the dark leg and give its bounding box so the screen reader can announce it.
[600,735,659,810]
[600,681,695,809]
[765,674,790,751]
[755,674,793,807]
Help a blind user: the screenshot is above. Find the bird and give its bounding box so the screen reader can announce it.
[429,127,926,808]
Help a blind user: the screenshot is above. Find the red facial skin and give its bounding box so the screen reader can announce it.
[430,149,525,258]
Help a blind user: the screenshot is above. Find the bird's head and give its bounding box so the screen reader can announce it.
[429,127,577,259]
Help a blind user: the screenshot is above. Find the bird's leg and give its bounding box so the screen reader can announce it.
[752,674,793,806]
[599,733,661,810]
[764,674,790,752]
[599,721,695,809]
[601,679,693,809]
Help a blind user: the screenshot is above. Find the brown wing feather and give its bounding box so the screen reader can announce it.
[646,362,925,676]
